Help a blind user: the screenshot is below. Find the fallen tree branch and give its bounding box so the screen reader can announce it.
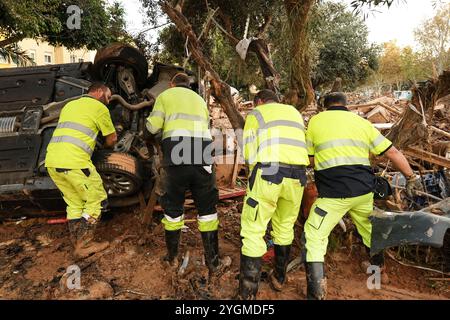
[403,146,450,168]
[386,249,450,276]
[161,1,244,130]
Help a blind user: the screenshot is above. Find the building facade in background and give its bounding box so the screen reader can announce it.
[0,38,96,68]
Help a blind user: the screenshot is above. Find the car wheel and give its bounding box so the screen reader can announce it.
[94,151,142,197]
[92,43,148,88]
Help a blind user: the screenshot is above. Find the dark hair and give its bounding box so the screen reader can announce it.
[171,73,191,87]
[254,89,279,104]
[88,82,109,93]
[323,92,347,108]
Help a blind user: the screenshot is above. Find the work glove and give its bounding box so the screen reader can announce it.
[405,174,424,197]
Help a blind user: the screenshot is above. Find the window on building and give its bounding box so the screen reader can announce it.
[78,58,84,63]
[28,50,36,62]
[70,55,76,63]
[44,53,52,64]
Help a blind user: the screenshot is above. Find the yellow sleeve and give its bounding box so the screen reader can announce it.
[97,110,116,136]
[146,96,166,134]
[368,124,392,155]
[305,119,315,156]
[243,112,259,166]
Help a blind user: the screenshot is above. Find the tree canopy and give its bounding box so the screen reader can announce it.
[0,0,129,50]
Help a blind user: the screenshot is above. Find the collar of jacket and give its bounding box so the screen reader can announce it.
[327,106,349,111]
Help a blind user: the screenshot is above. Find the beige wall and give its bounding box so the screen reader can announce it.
[0,38,96,68]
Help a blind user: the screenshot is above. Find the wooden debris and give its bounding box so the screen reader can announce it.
[404,146,450,168]
[366,106,390,123]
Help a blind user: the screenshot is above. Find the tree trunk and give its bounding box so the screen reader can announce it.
[386,70,450,149]
[283,0,316,111]
[160,2,245,130]
[215,13,281,94]
[248,39,281,94]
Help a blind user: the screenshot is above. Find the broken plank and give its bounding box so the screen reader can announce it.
[404,146,450,168]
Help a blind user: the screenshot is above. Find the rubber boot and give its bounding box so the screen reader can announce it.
[305,262,327,300]
[269,245,291,292]
[74,218,109,259]
[67,219,81,247]
[164,229,181,267]
[362,247,389,284]
[201,230,220,271]
[238,255,262,300]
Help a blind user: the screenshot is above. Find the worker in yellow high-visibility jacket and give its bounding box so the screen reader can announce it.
[304,92,423,299]
[239,89,309,299]
[146,73,229,275]
[45,83,117,259]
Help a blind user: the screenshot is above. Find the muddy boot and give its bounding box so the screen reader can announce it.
[74,218,109,259]
[201,230,231,275]
[363,247,389,284]
[305,262,327,300]
[269,245,291,292]
[164,229,181,267]
[67,219,81,247]
[238,255,262,300]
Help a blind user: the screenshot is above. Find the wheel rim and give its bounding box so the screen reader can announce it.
[101,172,136,196]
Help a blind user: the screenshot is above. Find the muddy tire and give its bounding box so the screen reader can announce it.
[93,152,142,198]
[92,43,148,88]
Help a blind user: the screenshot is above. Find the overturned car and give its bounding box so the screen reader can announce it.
[0,44,193,213]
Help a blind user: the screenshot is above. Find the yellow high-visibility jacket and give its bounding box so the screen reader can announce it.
[243,102,309,169]
[306,106,392,198]
[45,96,115,169]
[146,86,213,166]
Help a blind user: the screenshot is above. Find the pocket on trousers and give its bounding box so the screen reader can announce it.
[246,197,259,222]
[307,206,328,230]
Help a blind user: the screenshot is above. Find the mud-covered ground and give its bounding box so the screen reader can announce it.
[0,200,448,300]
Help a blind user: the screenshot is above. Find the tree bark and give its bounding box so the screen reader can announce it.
[161,1,245,130]
[215,13,281,94]
[283,0,316,111]
[386,70,450,149]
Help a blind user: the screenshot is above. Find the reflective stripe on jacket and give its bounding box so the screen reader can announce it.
[243,102,309,167]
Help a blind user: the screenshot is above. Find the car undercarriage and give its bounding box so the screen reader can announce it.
[0,44,192,213]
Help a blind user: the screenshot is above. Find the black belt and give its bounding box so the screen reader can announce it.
[259,162,306,170]
[249,162,307,190]
[55,168,90,177]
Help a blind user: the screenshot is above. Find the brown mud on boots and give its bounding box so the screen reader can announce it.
[74,218,109,259]
[268,244,291,292]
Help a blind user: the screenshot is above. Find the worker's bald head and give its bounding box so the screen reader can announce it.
[323,92,347,108]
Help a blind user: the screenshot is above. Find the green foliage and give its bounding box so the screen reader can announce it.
[0,0,130,50]
[414,3,450,75]
[146,0,381,92]
[370,41,432,90]
[308,2,380,89]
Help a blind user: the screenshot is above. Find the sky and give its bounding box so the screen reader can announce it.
[112,0,442,49]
